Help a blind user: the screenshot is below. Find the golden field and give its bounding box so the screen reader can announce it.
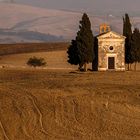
[0,43,68,56]
[0,51,77,70]
[0,50,139,70]
[0,68,139,140]
[0,43,140,140]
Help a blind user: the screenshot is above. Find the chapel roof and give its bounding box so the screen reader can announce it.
[96,31,126,39]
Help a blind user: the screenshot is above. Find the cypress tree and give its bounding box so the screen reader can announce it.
[76,13,95,71]
[92,37,98,71]
[138,38,140,67]
[123,13,133,70]
[67,40,80,65]
[131,28,140,70]
[67,13,95,71]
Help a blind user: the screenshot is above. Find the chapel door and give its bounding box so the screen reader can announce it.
[108,57,115,69]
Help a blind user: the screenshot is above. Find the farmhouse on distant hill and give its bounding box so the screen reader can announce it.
[93,24,126,71]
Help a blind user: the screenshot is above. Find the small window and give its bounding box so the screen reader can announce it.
[109,46,113,50]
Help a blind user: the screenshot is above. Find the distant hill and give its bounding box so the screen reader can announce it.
[0,42,69,55]
[0,3,140,43]
[0,29,64,43]
[0,3,81,43]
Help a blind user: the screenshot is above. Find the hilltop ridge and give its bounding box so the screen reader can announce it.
[0,3,140,43]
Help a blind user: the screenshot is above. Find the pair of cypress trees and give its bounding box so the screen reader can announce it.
[123,14,140,70]
[67,13,94,71]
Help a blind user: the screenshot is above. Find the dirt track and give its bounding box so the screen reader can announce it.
[0,69,140,140]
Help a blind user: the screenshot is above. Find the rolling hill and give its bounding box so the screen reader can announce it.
[0,2,140,43]
[0,42,69,55]
[0,2,81,43]
[0,3,125,43]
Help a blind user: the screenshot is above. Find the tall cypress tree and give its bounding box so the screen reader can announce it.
[123,13,133,70]
[67,13,95,71]
[76,13,95,71]
[131,28,140,70]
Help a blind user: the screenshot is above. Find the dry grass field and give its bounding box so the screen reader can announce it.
[0,43,140,140]
[0,51,77,70]
[0,69,140,140]
[0,50,140,70]
[0,43,68,56]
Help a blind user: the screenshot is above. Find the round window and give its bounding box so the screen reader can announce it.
[109,46,113,50]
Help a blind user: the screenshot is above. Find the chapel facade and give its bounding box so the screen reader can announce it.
[93,24,126,71]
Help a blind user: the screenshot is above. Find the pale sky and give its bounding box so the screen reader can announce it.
[2,0,140,15]
[17,0,140,10]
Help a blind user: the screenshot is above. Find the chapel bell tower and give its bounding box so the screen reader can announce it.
[100,23,111,34]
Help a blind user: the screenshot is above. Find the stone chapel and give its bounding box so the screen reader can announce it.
[93,24,126,71]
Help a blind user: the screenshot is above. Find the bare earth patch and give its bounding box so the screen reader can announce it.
[0,69,139,140]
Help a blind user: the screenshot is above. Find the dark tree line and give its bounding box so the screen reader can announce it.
[123,13,140,70]
[131,28,140,70]
[123,14,132,70]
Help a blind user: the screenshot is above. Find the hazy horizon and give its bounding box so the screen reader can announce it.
[0,0,140,16]
[2,0,139,16]
[0,0,140,43]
